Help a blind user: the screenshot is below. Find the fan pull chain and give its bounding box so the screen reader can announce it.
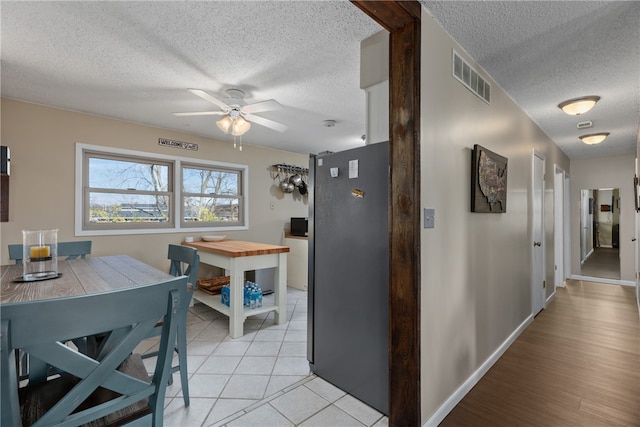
[233,136,243,151]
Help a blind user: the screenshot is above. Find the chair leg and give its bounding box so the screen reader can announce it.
[177,326,190,407]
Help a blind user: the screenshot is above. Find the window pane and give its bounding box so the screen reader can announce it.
[89,157,169,191]
[79,145,247,233]
[183,196,239,222]
[89,192,170,223]
[183,167,239,196]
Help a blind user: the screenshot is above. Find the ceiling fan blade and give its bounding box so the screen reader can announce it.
[172,111,226,116]
[188,89,230,110]
[242,99,283,114]
[245,114,289,132]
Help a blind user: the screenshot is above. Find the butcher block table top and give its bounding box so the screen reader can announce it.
[183,240,289,257]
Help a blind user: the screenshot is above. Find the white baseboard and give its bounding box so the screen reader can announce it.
[581,248,595,264]
[545,289,556,307]
[423,314,534,427]
[570,274,636,287]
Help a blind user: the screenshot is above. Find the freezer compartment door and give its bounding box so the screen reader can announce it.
[311,142,389,415]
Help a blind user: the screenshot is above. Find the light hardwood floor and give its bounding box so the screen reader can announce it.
[440,279,640,426]
[579,247,621,280]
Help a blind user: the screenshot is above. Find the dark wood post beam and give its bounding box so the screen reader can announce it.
[351,2,422,426]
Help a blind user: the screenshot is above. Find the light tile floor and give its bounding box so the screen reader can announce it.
[139,287,388,427]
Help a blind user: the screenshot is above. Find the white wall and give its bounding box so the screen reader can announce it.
[420,14,570,423]
[570,155,635,281]
[0,99,309,272]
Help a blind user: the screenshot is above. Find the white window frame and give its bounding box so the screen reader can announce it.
[180,162,245,229]
[75,143,249,236]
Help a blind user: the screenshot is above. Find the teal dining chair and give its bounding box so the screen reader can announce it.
[0,275,187,427]
[8,240,92,264]
[8,241,92,379]
[142,244,199,407]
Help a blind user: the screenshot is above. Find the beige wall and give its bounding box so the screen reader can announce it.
[0,98,308,272]
[420,14,570,422]
[569,155,635,281]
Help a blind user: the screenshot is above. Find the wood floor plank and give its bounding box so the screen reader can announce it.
[579,247,620,279]
[440,279,640,426]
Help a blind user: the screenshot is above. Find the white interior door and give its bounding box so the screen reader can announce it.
[532,154,545,315]
[633,207,640,309]
[554,167,565,287]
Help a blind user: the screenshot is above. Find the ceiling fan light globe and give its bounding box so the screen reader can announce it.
[231,117,251,136]
[216,116,232,133]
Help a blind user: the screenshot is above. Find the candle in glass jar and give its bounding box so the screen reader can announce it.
[30,246,50,258]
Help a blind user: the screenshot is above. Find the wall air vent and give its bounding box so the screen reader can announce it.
[577,120,593,129]
[452,50,491,104]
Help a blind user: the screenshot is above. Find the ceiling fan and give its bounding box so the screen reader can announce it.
[173,88,289,135]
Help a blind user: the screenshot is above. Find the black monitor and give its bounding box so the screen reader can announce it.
[290,217,308,237]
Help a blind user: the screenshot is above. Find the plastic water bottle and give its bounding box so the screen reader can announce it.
[221,285,230,307]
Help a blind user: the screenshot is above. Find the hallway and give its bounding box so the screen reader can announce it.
[579,247,621,280]
[440,279,639,426]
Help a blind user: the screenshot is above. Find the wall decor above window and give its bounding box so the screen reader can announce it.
[471,144,508,213]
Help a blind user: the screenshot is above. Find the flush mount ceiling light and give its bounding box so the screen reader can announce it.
[579,132,610,145]
[558,96,600,115]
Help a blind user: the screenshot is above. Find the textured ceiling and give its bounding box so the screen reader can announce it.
[1,1,382,154]
[421,1,640,159]
[2,1,639,159]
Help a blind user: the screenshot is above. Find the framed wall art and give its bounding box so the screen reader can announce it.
[471,144,508,213]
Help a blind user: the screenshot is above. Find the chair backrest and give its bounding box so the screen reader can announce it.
[57,240,92,260]
[7,240,92,264]
[0,275,187,427]
[168,244,199,285]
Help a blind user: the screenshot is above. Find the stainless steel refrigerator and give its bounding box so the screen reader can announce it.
[307,141,389,415]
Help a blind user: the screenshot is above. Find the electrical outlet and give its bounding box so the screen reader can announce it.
[270,201,275,210]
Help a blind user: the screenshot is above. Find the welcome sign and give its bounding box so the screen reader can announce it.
[158,138,198,151]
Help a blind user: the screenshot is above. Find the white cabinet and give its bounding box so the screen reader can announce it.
[284,233,308,291]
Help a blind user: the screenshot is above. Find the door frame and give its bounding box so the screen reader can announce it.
[554,165,567,287]
[532,152,546,314]
[635,159,639,309]
[564,172,571,278]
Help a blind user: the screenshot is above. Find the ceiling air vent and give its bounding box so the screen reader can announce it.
[577,120,593,129]
[452,50,491,104]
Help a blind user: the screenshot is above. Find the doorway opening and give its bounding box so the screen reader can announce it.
[579,188,621,280]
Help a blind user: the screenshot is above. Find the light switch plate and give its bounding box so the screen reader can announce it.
[424,208,435,228]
